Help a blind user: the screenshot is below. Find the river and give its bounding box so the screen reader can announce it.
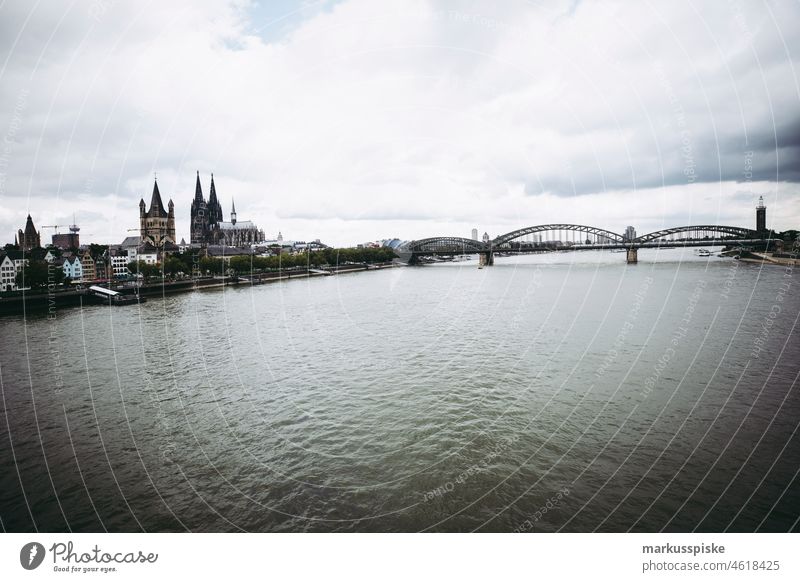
[1,248,798,532]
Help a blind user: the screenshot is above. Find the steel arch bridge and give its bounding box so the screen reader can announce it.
[401,236,489,254]
[492,224,626,246]
[633,225,759,244]
[400,222,765,265]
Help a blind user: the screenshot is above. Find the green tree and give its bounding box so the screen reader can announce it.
[199,256,224,275]
[162,256,185,277]
[15,260,65,289]
[127,260,160,279]
[228,255,255,274]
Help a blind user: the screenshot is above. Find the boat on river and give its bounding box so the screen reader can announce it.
[87,285,146,305]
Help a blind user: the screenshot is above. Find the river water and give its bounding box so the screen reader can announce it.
[1,248,798,532]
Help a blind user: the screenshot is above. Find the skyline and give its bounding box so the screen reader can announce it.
[3,173,778,249]
[1,0,799,246]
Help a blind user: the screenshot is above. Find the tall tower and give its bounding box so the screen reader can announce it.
[140,179,176,247]
[231,198,237,225]
[17,215,41,251]
[190,171,209,244]
[756,196,766,234]
[69,214,80,248]
[167,199,176,243]
[139,198,147,241]
[208,173,223,226]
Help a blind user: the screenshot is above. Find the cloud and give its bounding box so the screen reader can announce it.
[0,0,798,246]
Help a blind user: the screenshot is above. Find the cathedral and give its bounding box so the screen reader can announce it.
[190,173,264,246]
[190,171,223,244]
[139,178,176,247]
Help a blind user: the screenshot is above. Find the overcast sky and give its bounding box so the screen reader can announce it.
[1,0,798,246]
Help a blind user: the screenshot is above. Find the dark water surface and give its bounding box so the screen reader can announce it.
[1,249,798,532]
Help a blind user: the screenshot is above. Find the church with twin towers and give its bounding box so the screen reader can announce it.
[190,172,264,247]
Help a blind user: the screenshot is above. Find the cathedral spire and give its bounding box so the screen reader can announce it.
[231,198,237,225]
[194,170,203,201]
[209,173,217,202]
[207,172,222,225]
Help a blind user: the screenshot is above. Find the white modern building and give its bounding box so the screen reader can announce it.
[109,254,130,278]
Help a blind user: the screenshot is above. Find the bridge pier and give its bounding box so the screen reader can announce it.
[626,247,638,264]
[479,251,494,267]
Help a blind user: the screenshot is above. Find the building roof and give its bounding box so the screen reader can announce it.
[135,241,179,254]
[217,221,257,230]
[63,256,81,266]
[3,249,25,260]
[205,245,254,257]
[120,236,140,248]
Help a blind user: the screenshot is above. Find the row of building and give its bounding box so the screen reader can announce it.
[2,172,330,292]
[0,246,130,292]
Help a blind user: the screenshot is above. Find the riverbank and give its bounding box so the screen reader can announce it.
[0,262,400,316]
[735,250,799,266]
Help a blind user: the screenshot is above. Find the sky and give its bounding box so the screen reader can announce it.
[0,0,798,247]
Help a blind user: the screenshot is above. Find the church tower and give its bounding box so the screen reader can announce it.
[140,178,176,247]
[190,171,209,244]
[208,173,223,226]
[17,215,41,251]
[231,198,237,225]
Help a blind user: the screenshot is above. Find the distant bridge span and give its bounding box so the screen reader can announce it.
[400,222,766,265]
[405,236,489,254]
[493,223,626,246]
[634,225,758,243]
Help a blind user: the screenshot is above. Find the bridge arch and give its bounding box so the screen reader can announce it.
[401,237,489,254]
[634,225,759,244]
[492,224,625,246]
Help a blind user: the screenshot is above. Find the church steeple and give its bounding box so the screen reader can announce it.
[24,214,36,237]
[194,170,203,201]
[209,173,217,203]
[231,198,237,225]
[207,172,223,225]
[149,178,167,217]
[18,214,41,251]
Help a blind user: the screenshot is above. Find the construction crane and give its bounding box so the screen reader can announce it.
[42,217,80,236]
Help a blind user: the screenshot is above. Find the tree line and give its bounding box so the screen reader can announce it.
[128,247,398,278]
